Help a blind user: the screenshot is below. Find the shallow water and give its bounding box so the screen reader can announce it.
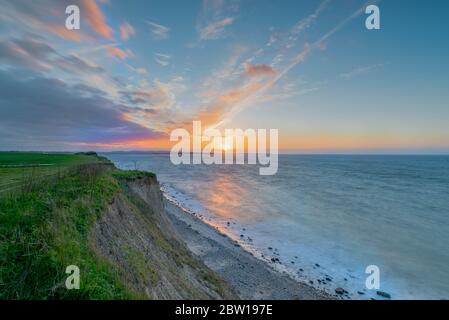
[104,153,449,299]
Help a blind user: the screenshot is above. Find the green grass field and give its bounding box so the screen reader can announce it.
[0,152,104,196]
[0,152,84,167]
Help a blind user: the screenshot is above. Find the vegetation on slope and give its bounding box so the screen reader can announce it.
[116,180,233,299]
[112,170,155,180]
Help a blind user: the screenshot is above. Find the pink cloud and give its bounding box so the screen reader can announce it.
[244,64,276,77]
[120,22,135,40]
[105,46,128,60]
[81,0,114,40]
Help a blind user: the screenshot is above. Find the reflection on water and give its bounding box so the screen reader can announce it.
[206,173,251,219]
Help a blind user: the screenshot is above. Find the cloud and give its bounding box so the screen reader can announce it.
[198,16,235,40]
[340,63,387,79]
[105,46,129,60]
[264,0,329,53]
[218,82,265,104]
[174,81,267,131]
[290,0,330,37]
[126,64,148,75]
[120,89,167,106]
[0,36,105,75]
[154,53,171,66]
[0,35,129,101]
[0,37,55,71]
[119,22,135,40]
[81,0,114,40]
[0,69,161,150]
[55,54,105,74]
[244,64,277,78]
[197,0,238,41]
[262,2,376,98]
[117,77,188,133]
[199,46,247,99]
[145,21,170,40]
[0,0,113,41]
[44,25,90,42]
[120,78,183,111]
[183,1,373,131]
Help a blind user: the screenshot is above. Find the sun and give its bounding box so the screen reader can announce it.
[222,142,231,151]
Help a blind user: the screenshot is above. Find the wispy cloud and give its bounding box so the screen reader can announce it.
[126,64,148,75]
[197,0,238,41]
[287,0,331,46]
[145,21,170,40]
[269,1,376,91]
[0,36,106,75]
[44,25,91,42]
[55,54,105,74]
[188,1,375,130]
[119,21,135,40]
[154,53,171,66]
[265,0,330,50]
[199,16,235,40]
[340,63,388,79]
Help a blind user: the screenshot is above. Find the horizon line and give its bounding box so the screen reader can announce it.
[2,150,449,156]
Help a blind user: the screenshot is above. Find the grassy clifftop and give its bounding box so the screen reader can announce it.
[0,152,109,196]
[0,152,233,299]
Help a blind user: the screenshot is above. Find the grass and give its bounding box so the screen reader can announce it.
[0,152,103,196]
[0,152,88,166]
[124,246,159,287]
[0,155,133,299]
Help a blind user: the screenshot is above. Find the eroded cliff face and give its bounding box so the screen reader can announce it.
[91,176,236,300]
[125,176,177,240]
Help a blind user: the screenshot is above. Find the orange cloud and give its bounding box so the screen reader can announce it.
[244,64,276,77]
[81,0,113,40]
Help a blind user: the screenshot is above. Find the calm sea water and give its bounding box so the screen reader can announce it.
[104,153,449,299]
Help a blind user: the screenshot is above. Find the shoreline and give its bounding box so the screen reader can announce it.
[163,196,333,300]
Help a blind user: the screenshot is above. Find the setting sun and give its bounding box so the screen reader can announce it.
[222,142,232,151]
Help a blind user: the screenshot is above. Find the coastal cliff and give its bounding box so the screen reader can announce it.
[0,160,235,299]
[93,173,236,299]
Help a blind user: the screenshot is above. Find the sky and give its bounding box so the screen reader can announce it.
[0,0,448,153]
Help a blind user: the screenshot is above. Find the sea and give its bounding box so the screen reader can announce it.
[103,153,449,300]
